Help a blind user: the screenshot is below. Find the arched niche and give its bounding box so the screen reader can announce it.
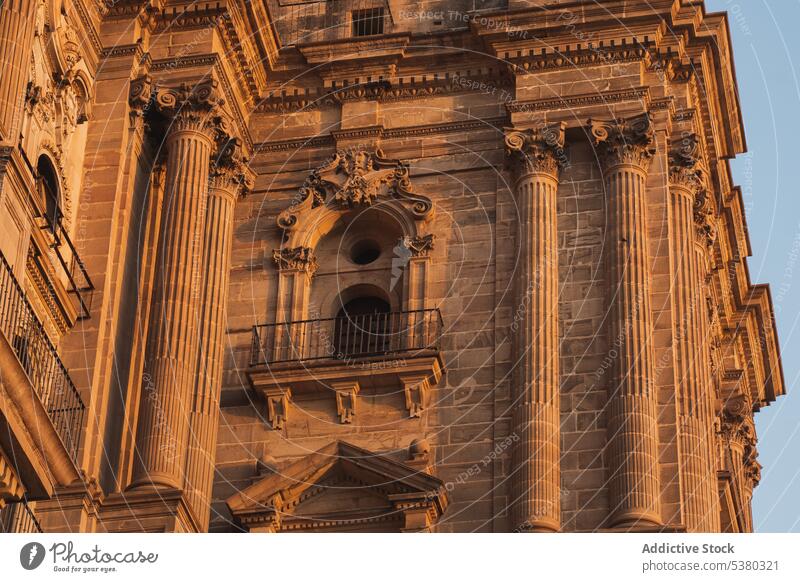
[273,148,436,325]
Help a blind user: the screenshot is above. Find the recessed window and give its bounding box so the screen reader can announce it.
[352,8,384,37]
[350,239,381,265]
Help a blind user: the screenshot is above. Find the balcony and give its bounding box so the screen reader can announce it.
[248,309,444,424]
[0,251,86,468]
[0,498,42,533]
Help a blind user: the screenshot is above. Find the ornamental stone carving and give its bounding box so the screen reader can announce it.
[402,234,435,257]
[277,148,433,230]
[272,246,317,274]
[210,136,255,196]
[669,133,705,194]
[589,113,656,170]
[504,122,567,179]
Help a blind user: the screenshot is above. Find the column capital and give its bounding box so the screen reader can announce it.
[505,122,566,180]
[589,113,656,171]
[668,133,706,194]
[155,79,225,135]
[209,136,255,198]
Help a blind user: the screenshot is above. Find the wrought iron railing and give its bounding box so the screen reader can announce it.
[0,251,86,465]
[251,309,443,366]
[0,498,42,533]
[41,216,95,320]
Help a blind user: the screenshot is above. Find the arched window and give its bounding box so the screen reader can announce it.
[334,296,392,357]
[37,155,61,233]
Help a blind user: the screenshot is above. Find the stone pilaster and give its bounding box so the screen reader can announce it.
[0,0,36,144]
[271,246,317,361]
[720,395,759,533]
[130,80,224,491]
[589,114,662,528]
[183,137,253,530]
[505,122,565,532]
[668,134,720,531]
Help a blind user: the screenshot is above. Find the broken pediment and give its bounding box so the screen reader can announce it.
[276,149,434,246]
[226,441,448,532]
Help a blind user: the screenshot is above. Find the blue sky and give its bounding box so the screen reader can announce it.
[705,0,800,532]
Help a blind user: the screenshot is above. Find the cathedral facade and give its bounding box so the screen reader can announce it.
[0,0,785,533]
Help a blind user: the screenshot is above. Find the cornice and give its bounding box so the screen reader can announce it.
[507,87,651,115]
[254,71,513,114]
[252,118,509,154]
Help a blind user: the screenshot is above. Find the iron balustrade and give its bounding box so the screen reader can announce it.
[251,309,443,366]
[0,498,42,533]
[39,214,95,320]
[0,251,86,465]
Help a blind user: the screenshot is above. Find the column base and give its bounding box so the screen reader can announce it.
[514,516,560,533]
[609,509,663,530]
[99,488,199,532]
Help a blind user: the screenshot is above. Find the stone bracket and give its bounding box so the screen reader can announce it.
[260,387,292,430]
[401,375,431,418]
[330,380,360,424]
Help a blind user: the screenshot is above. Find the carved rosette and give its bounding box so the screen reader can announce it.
[589,113,656,171]
[272,246,317,275]
[504,122,566,180]
[402,234,435,258]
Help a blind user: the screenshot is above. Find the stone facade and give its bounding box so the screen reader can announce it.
[0,0,786,533]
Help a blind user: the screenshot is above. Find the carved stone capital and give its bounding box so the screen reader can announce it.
[153,79,226,136]
[504,122,566,179]
[272,246,317,275]
[209,137,255,197]
[719,394,756,447]
[668,133,705,194]
[402,234,435,258]
[129,74,153,114]
[589,113,656,171]
[693,190,718,248]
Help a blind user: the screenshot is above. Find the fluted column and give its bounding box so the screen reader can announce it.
[184,138,253,529]
[668,134,720,531]
[505,123,565,532]
[130,80,224,490]
[590,114,662,528]
[0,0,36,143]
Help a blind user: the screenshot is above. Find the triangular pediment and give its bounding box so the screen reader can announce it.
[226,441,447,532]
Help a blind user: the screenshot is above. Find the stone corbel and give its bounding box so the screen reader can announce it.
[401,374,431,418]
[260,387,292,430]
[331,380,360,424]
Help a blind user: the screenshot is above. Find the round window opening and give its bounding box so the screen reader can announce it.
[350,239,381,265]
